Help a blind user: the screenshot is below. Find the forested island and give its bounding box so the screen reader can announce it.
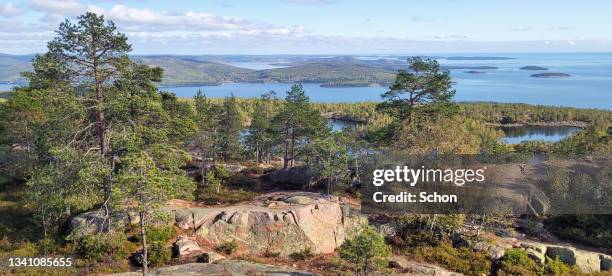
[520,65,549,70]
[1,12,611,276]
[531,72,572,78]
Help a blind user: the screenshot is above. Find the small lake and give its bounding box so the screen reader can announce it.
[331,120,580,144]
[498,126,580,144]
[329,119,358,132]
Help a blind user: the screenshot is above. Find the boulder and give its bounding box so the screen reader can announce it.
[377,222,399,238]
[267,166,313,188]
[451,233,471,249]
[69,211,140,237]
[546,246,601,273]
[112,260,315,275]
[526,248,545,264]
[488,245,505,260]
[173,236,203,257]
[473,241,489,252]
[167,192,366,256]
[196,250,225,263]
[600,254,612,271]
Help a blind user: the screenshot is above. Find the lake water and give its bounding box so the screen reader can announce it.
[331,119,579,143]
[2,53,611,109]
[498,126,579,144]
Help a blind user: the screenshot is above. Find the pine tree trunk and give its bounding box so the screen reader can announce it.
[290,131,296,167]
[283,126,290,169]
[139,212,148,276]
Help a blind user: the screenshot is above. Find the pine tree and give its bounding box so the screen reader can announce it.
[245,91,276,163]
[272,84,329,168]
[377,56,457,125]
[216,95,242,162]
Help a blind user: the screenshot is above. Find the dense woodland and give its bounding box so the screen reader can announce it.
[0,13,611,275]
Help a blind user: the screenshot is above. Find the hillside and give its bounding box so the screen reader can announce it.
[136,56,255,86]
[0,54,499,87]
[0,54,33,83]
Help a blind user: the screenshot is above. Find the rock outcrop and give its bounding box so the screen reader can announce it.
[389,255,464,275]
[166,192,366,256]
[267,166,313,188]
[113,260,316,276]
[69,210,140,237]
[173,236,225,263]
[546,246,601,273]
[520,241,611,273]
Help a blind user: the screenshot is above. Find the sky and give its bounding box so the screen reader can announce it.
[1,0,611,55]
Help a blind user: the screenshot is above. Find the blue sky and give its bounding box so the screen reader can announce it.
[1,0,611,54]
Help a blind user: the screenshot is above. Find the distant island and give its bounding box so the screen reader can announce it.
[464,70,486,74]
[531,72,571,78]
[520,66,548,70]
[446,56,515,60]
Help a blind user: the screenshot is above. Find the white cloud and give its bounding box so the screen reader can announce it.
[30,0,85,16]
[0,2,22,17]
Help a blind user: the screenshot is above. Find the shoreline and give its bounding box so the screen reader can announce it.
[484,121,589,128]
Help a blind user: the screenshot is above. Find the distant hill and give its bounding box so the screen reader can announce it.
[0,53,34,83]
[446,56,515,60]
[0,54,501,87]
[136,56,255,86]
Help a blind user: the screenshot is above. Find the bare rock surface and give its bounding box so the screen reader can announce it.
[389,255,464,276]
[165,192,367,256]
[113,260,316,275]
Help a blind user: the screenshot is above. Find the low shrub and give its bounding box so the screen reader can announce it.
[10,241,39,257]
[262,250,281,258]
[497,248,542,275]
[75,232,134,262]
[147,242,172,267]
[147,225,176,244]
[216,240,238,255]
[338,225,391,275]
[131,225,176,245]
[407,241,491,275]
[289,247,314,261]
[544,256,572,275]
